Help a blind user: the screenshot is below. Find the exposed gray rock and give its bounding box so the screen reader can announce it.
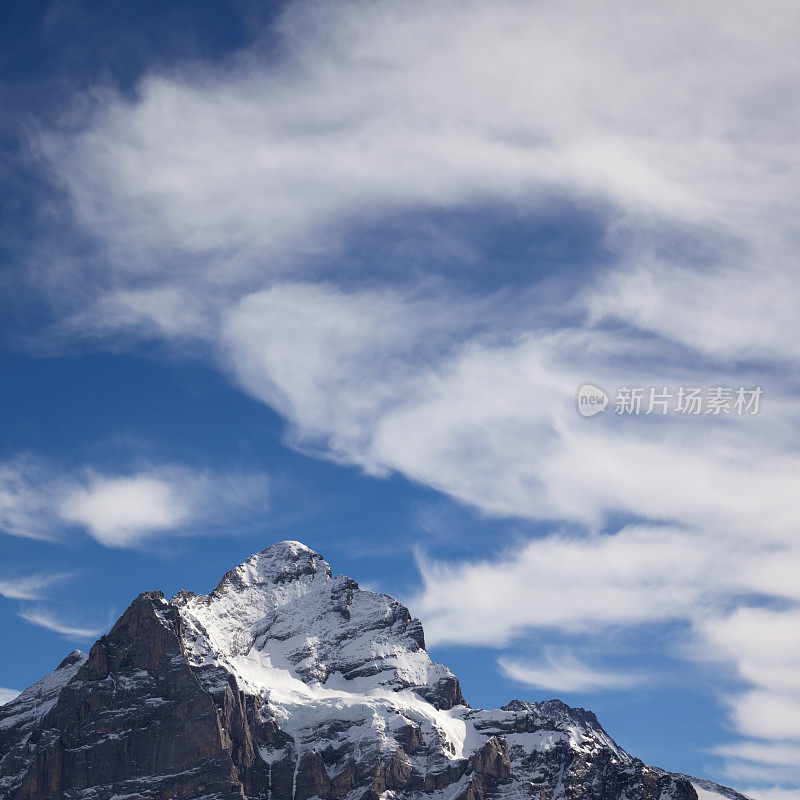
[6,592,243,800]
[472,736,512,780]
[0,650,88,795]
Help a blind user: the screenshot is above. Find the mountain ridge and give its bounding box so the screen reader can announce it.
[0,541,750,800]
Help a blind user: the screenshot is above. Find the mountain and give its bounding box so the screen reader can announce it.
[0,541,749,800]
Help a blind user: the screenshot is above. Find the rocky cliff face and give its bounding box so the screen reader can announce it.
[0,541,749,800]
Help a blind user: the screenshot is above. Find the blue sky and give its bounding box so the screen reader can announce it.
[1,2,800,798]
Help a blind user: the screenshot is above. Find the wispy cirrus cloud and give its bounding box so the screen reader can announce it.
[0,457,269,548]
[743,790,800,800]
[0,456,67,541]
[0,562,100,645]
[0,572,72,601]
[0,568,102,644]
[716,741,800,789]
[36,0,800,294]
[18,607,103,641]
[499,650,644,693]
[59,474,191,546]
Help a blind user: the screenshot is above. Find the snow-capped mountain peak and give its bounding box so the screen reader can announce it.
[213,541,333,596]
[0,542,751,800]
[172,541,464,710]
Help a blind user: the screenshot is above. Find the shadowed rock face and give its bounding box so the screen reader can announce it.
[5,592,244,800]
[0,542,749,800]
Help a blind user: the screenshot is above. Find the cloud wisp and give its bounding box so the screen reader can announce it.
[0,572,72,601]
[499,650,644,693]
[0,457,270,548]
[59,474,190,547]
[0,568,104,645]
[17,607,104,641]
[36,0,800,293]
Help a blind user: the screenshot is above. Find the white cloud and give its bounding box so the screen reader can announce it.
[18,608,103,640]
[0,456,67,540]
[0,573,70,601]
[699,609,800,695]
[742,788,800,800]
[730,692,800,743]
[221,282,473,467]
[39,1,800,284]
[411,526,720,646]
[692,608,800,784]
[60,474,191,547]
[219,284,800,542]
[0,573,99,649]
[0,458,270,548]
[589,261,800,366]
[60,467,270,547]
[715,741,800,788]
[29,0,800,557]
[715,742,800,770]
[369,336,800,536]
[30,0,800,394]
[0,687,20,705]
[499,650,643,693]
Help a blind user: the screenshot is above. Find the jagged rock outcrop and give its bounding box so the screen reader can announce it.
[466,700,699,800]
[0,541,751,800]
[5,591,246,800]
[454,736,512,800]
[0,650,88,795]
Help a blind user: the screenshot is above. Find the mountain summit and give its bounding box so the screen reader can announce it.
[0,542,747,800]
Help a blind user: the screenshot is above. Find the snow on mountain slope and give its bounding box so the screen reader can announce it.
[173,541,461,704]
[0,650,86,740]
[172,541,472,788]
[690,778,756,800]
[0,650,87,793]
[693,785,732,800]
